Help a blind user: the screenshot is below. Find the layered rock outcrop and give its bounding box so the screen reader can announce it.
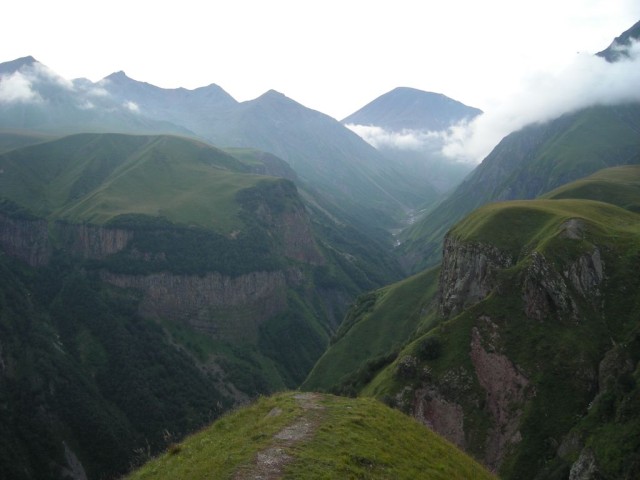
[102,270,288,342]
[0,215,133,266]
[0,214,51,266]
[522,245,603,322]
[438,235,513,318]
[56,223,133,259]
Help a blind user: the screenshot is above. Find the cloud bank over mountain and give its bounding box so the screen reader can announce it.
[0,60,77,104]
[441,40,640,163]
[0,71,42,103]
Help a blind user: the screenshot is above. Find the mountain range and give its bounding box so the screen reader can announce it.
[1,18,639,480]
[0,57,442,235]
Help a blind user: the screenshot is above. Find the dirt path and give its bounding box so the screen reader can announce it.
[232,392,325,480]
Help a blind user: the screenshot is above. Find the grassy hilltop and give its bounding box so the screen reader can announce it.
[127,392,495,480]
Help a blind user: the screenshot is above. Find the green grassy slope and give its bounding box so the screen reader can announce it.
[449,198,640,257]
[542,164,640,212]
[0,133,272,233]
[400,103,640,271]
[305,165,640,478]
[304,168,640,394]
[0,130,55,153]
[357,169,640,479]
[126,392,496,480]
[302,266,441,393]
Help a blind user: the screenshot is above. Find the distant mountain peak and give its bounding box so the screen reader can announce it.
[104,70,131,82]
[14,55,37,66]
[259,89,287,100]
[597,19,640,62]
[0,55,39,75]
[250,89,299,108]
[390,86,443,96]
[342,87,482,132]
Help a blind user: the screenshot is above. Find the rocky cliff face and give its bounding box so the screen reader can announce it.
[56,222,133,260]
[521,246,603,323]
[469,318,531,469]
[438,235,513,318]
[0,215,134,266]
[102,270,289,342]
[0,214,51,266]
[0,203,320,346]
[403,317,532,471]
[411,384,466,449]
[410,227,611,473]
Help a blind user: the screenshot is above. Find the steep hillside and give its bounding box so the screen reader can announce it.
[542,163,640,211]
[327,166,640,479]
[202,89,435,230]
[126,392,495,480]
[0,130,53,153]
[400,102,640,270]
[0,132,404,479]
[98,77,440,224]
[0,59,439,236]
[0,133,257,230]
[104,77,444,226]
[0,254,232,480]
[302,266,441,393]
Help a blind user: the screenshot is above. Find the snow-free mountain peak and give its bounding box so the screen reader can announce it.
[597,19,640,62]
[0,55,38,75]
[104,70,130,81]
[342,86,482,132]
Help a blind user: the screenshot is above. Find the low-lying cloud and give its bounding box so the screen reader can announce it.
[123,100,140,113]
[441,40,640,164]
[30,62,74,90]
[0,71,42,103]
[0,60,76,104]
[345,124,443,151]
[86,86,109,97]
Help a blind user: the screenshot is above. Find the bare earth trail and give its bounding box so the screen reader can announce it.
[233,392,325,480]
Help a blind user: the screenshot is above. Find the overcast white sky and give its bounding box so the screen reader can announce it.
[3,0,638,121]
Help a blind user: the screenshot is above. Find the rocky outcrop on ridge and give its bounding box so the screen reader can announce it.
[438,235,513,318]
